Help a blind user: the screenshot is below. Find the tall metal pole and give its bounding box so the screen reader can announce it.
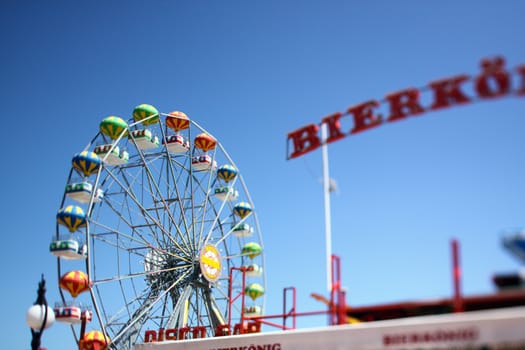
[321,124,332,292]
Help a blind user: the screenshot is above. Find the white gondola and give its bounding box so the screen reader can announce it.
[244,263,263,277]
[49,238,87,260]
[192,155,217,172]
[65,181,104,203]
[94,144,129,166]
[54,305,93,324]
[129,129,159,150]
[163,134,190,153]
[232,223,253,237]
[214,186,239,201]
[244,305,262,316]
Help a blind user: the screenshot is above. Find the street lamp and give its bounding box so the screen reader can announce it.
[26,274,55,350]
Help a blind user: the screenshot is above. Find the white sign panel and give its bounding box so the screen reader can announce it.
[135,307,525,350]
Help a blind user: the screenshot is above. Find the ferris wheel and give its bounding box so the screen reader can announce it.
[50,104,266,349]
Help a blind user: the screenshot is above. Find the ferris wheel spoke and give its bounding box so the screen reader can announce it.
[133,150,181,226]
[165,283,193,329]
[170,160,193,230]
[115,164,175,246]
[102,166,189,255]
[211,280,230,304]
[93,197,183,261]
[88,218,193,283]
[162,156,194,250]
[103,285,151,328]
[129,150,195,254]
[109,268,193,347]
[207,214,244,248]
[198,198,225,249]
[102,166,162,235]
[92,263,192,285]
[194,149,218,249]
[200,180,241,248]
[139,154,194,252]
[89,206,156,251]
[188,180,217,251]
[202,285,228,329]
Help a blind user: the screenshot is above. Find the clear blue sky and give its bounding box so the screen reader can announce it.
[1,1,524,349]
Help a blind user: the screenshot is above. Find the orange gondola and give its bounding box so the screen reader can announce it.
[166,111,190,131]
[194,133,216,152]
[59,270,91,298]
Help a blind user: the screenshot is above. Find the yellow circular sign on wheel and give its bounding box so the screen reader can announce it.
[200,245,222,282]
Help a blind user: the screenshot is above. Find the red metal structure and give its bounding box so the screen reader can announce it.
[346,239,525,322]
[227,240,525,333]
[227,255,348,335]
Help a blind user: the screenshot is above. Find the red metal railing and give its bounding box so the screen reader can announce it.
[226,255,347,335]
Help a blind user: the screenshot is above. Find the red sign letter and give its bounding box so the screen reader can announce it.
[287,124,321,159]
[215,324,230,337]
[475,57,510,99]
[144,330,157,343]
[165,328,177,340]
[428,75,471,110]
[321,112,345,144]
[348,100,382,134]
[385,88,425,122]
[178,327,190,339]
[192,326,206,339]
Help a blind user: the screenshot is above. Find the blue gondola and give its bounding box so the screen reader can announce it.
[72,151,101,177]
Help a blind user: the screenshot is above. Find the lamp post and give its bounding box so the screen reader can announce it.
[26,274,55,350]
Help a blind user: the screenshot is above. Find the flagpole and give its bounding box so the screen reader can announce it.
[321,123,332,292]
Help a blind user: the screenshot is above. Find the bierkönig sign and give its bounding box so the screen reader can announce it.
[286,57,525,160]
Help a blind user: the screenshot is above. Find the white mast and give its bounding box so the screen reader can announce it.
[321,123,333,292]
